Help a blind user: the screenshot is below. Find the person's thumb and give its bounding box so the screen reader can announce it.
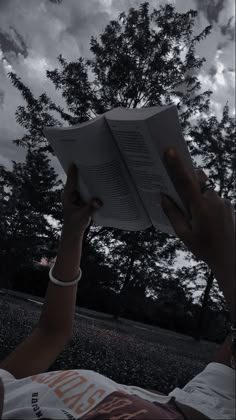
[91,198,103,210]
[161,194,191,239]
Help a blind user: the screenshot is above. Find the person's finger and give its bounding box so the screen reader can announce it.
[161,194,192,240]
[77,200,102,220]
[65,163,79,192]
[91,198,103,209]
[163,148,203,210]
[64,163,83,203]
[195,168,208,184]
[195,169,209,198]
[202,189,218,198]
[71,191,85,206]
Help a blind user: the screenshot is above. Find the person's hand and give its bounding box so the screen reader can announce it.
[161,148,235,275]
[61,163,103,237]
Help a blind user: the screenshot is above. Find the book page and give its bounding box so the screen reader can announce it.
[105,105,170,120]
[106,106,193,236]
[44,116,151,231]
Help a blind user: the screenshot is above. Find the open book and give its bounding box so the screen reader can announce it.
[43,105,194,235]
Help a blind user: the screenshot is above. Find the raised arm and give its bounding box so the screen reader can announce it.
[161,147,235,367]
[0,164,103,380]
[161,147,235,324]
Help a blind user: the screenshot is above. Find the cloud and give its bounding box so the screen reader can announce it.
[198,48,235,115]
[0,27,28,61]
[220,16,235,40]
[194,0,225,24]
[0,89,4,107]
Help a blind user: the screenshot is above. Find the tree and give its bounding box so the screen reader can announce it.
[189,103,235,202]
[46,2,212,131]
[4,2,226,328]
[0,148,63,286]
[0,72,70,286]
[0,164,11,287]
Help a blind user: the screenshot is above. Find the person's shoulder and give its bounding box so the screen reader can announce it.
[0,368,16,381]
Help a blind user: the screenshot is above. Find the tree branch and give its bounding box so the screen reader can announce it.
[86,227,110,244]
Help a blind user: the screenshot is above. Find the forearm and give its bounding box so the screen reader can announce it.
[38,228,84,337]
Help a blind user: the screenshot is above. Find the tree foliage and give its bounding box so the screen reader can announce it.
[46,3,212,132]
[189,103,236,201]
[0,149,63,284]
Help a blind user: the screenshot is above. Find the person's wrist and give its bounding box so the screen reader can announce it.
[61,223,85,243]
[52,224,84,283]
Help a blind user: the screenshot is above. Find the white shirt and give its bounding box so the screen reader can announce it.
[0,368,183,419]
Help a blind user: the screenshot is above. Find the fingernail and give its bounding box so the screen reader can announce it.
[92,199,103,208]
[167,148,176,160]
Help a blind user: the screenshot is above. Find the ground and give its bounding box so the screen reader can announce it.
[0,294,219,395]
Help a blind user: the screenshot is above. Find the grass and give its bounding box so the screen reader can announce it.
[0,296,219,395]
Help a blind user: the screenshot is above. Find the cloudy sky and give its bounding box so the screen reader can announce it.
[0,0,235,175]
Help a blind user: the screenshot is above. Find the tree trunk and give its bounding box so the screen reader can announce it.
[194,271,215,341]
[86,226,109,245]
[120,252,136,295]
[113,251,137,320]
[81,225,109,267]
